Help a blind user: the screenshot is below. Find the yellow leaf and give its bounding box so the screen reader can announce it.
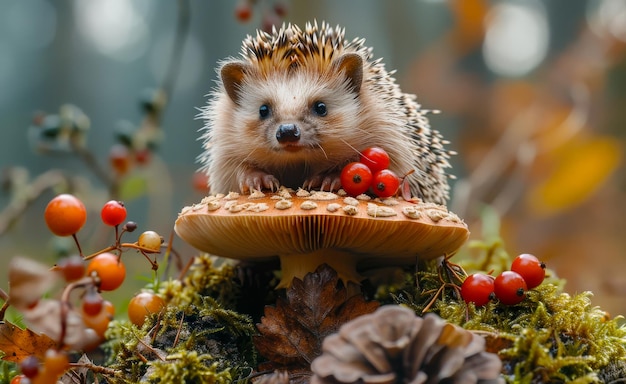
[527,136,622,216]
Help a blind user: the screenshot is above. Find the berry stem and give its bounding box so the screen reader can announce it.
[72,233,84,258]
[0,287,8,302]
[0,301,9,322]
[59,276,96,348]
[82,243,161,261]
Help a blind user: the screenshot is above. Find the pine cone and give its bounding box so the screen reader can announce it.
[310,305,504,384]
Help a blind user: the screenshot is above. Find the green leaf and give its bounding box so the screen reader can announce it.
[119,175,147,201]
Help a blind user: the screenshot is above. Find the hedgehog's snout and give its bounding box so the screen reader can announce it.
[275,123,301,143]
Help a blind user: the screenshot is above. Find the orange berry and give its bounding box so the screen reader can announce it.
[43,349,69,376]
[82,300,115,339]
[10,375,26,384]
[86,253,126,291]
[44,194,87,237]
[128,292,166,327]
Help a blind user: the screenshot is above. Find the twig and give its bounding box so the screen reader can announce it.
[161,0,191,104]
[0,168,72,237]
[71,144,119,199]
[69,361,119,376]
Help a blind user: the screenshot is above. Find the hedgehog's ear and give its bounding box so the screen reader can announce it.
[335,53,363,94]
[221,62,247,104]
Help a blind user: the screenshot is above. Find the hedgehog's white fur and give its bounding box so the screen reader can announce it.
[199,21,452,205]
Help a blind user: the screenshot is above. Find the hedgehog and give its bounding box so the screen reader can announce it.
[198,21,453,205]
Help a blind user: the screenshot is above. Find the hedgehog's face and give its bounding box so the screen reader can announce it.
[219,54,366,165]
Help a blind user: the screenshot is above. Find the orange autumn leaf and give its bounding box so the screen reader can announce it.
[0,320,57,363]
[527,135,622,216]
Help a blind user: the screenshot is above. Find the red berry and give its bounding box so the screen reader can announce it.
[340,162,373,196]
[360,147,390,173]
[100,200,127,227]
[44,194,87,237]
[134,148,151,165]
[57,255,85,282]
[19,355,40,378]
[234,2,252,22]
[86,253,126,291]
[511,253,546,289]
[82,300,115,339]
[371,169,400,198]
[109,144,131,175]
[192,172,210,193]
[494,271,527,305]
[273,2,288,17]
[82,290,104,317]
[460,273,495,307]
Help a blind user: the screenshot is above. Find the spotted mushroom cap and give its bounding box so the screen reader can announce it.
[174,189,468,269]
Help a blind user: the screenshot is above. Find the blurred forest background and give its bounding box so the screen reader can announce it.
[0,0,624,316]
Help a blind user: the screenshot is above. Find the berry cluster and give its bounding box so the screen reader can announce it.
[234,0,288,32]
[9,194,168,382]
[11,349,69,384]
[340,147,401,198]
[461,254,546,306]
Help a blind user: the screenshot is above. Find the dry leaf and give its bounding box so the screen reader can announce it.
[60,354,93,384]
[0,320,57,363]
[255,264,379,373]
[23,299,100,351]
[8,257,59,310]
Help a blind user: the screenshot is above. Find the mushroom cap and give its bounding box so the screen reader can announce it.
[174,189,469,269]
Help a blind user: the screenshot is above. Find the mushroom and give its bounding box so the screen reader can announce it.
[174,189,469,288]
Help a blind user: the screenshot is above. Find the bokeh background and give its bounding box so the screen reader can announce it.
[1,0,624,316]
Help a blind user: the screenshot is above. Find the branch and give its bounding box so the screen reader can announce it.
[0,168,73,237]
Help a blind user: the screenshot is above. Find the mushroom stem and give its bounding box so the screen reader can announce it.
[276,249,361,289]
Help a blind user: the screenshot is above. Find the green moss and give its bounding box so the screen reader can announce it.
[144,350,237,384]
[103,255,255,383]
[389,223,626,383]
[160,255,240,310]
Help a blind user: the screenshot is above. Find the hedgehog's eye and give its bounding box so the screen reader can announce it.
[259,104,271,119]
[313,101,327,117]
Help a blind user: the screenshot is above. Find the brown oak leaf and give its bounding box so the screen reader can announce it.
[254,264,379,375]
[0,320,57,363]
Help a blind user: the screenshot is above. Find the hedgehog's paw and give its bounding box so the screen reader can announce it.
[303,172,341,192]
[239,170,280,193]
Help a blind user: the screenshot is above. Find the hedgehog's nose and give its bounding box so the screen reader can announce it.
[276,124,301,143]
